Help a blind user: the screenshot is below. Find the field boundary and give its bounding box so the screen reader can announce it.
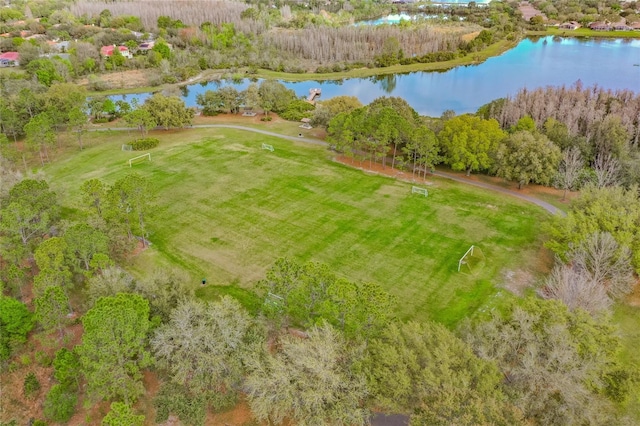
[90,125,564,215]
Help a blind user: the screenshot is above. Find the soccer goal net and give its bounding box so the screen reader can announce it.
[411,186,428,197]
[262,143,274,152]
[121,144,133,151]
[457,245,485,273]
[128,153,151,167]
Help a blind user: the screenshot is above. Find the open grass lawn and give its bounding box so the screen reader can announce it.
[45,128,549,326]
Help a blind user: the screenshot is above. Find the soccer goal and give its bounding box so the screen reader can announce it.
[128,153,151,167]
[458,245,485,273]
[261,143,274,152]
[121,144,133,151]
[411,186,428,197]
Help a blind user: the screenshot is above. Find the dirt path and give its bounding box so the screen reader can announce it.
[94,124,565,216]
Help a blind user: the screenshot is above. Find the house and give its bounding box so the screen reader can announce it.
[137,41,155,53]
[0,51,19,67]
[559,21,580,30]
[631,22,640,31]
[589,21,610,31]
[100,45,132,59]
[612,22,631,31]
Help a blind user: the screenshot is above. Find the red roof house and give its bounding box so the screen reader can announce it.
[0,51,20,67]
[100,45,132,59]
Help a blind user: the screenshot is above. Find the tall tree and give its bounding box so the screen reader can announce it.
[80,178,106,217]
[493,131,561,189]
[0,179,58,260]
[34,285,70,338]
[461,298,626,426]
[593,153,621,189]
[0,295,34,361]
[258,80,296,114]
[24,112,55,165]
[557,146,583,200]
[123,107,157,135]
[101,402,145,426]
[106,173,154,246]
[64,223,109,272]
[143,94,193,130]
[152,297,261,398]
[246,323,369,426]
[365,321,523,425]
[77,293,152,404]
[439,115,505,176]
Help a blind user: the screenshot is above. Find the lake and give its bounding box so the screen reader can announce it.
[112,36,640,117]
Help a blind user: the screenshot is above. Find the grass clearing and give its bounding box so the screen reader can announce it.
[44,128,549,326]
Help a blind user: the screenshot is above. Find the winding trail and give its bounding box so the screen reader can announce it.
[97,124,565,216]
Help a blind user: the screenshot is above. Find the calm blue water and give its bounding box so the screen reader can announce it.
[112,37,640,117]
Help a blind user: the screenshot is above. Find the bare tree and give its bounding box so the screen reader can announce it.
[557,146,583,200]
[593,153,621,189]
[539,264,612,314]
[570,232,635,300]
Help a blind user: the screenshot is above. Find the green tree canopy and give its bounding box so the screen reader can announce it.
[0,295,34,360]
[102,402,145,426]
[493,130,561,188]
[143,94,193,129]
[364,321,520,425]
[439,115,506,175]
[77,293,152,404]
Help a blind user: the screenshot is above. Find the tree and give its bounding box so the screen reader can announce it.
[67,106,88,149]
[152,297,261,401]
[259,258,395,339]
[365,321,523,425]
[64,223,109,272]
[0,179,58,259]
[590,115,630,160]
[539,264,611,314]
[34,286,70,338]
[195,90,223,116]
[33,237,72,296]
[134,268,196,321]
[24,112,55,165]
[246,323,369,426]
[439,115,506,176]
[593,153,621,188]
[123,107,157,135]
[105,173,154,246]
[44,384,77,423]
[312,96,362,128]
[53,348,81,389]
[143,94,193,129]
[85,266,136,307]
[151,38,171,60]
[410,125,440,178]
[545,185,640,271]
[493,131,561,189]
[102,402,144,426]
[0,295,34,361]
[77,293,152,404]
[242,82,261,112]
[556,146,583,200]
[461,298,626,425]
[258,80,296,114]
[569,232,635,300]
[81,178,107,216]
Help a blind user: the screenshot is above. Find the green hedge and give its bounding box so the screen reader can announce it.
[130,138,160,150]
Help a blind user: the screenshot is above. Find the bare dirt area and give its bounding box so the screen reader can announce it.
[78,69,153,90]
[625,282,640,307]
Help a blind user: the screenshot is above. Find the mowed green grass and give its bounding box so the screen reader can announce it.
[45,128,548,325]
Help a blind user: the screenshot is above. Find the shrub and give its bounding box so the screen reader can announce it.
[154,385,206,426]
[44,384,77,423]
[260,116,272,122]
[130,138,159,150]
[23,372,41,398]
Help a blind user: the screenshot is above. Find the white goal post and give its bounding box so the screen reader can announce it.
[128,153,151,167]
[411,186,428,197]
[261,143,274,152]
[458,245,475,272]
[121,144,133,151]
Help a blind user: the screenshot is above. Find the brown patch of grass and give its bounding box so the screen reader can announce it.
[625,282,640,307]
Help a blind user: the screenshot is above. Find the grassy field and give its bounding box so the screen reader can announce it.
[527,28,640,39]
[44,128,549,326]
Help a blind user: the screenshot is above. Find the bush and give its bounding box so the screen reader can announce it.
[23,372,41,398]
[260,116,272,122]
[154,385,206,426]
[44,384,77,423]
[130,138,160,150]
